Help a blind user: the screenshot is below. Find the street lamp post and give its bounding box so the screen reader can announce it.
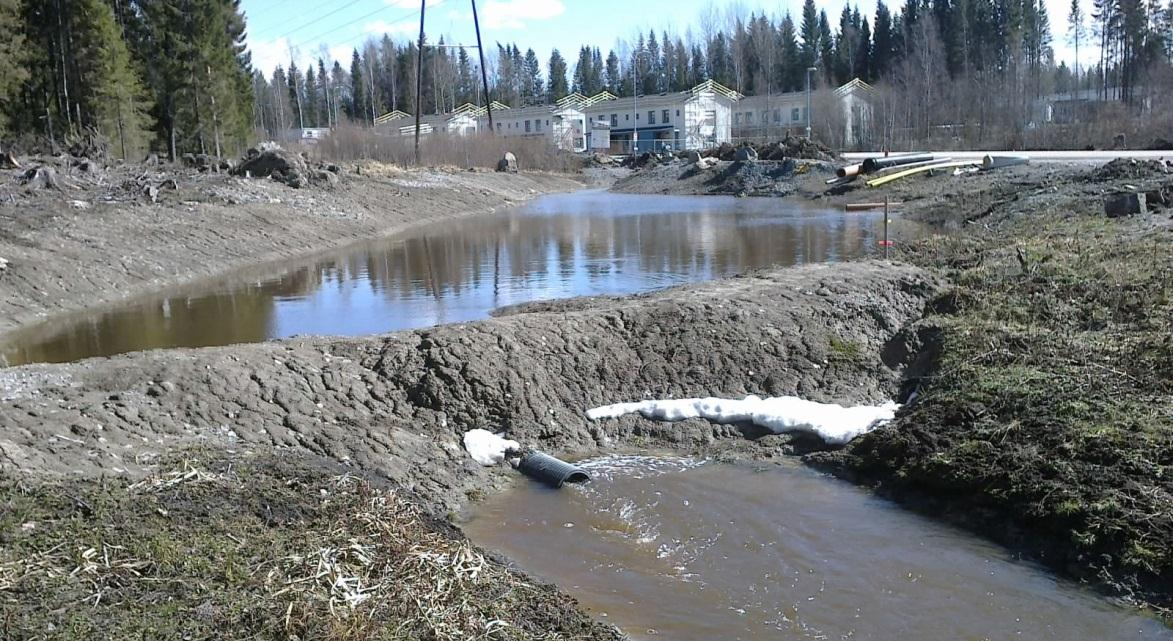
[632,50,652,154]
[805,66,817,140]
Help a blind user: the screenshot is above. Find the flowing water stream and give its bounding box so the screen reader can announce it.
[2,191,892,365]
[463,456,1171,641]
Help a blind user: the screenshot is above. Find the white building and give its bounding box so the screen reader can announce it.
[283,127,332,145]
[480,103,587,152]
[581,80,741,153]
[732,78,873,147]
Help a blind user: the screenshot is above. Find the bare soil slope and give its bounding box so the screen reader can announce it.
[0,160,580,334]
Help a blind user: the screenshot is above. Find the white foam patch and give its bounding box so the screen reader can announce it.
[462,429,520,465]
[586,395,899,445]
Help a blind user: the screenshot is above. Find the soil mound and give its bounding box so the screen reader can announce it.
[702,136,838,162]
[1089,157,1170,181]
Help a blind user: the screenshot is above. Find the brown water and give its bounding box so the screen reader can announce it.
[1,191,892,365]
[463,455,1171,641]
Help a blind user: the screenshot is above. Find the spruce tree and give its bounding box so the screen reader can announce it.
[76,0,153,158]
[0,0,27,134]
[779,13,803,91]
[872,1,895,76]
[304,65,318,127]
[800,0,821,68]
[547,49,569,100]
[349,49,365,121]
[604,50,621,94]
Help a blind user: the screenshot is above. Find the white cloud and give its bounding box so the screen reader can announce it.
[481,0,566,30]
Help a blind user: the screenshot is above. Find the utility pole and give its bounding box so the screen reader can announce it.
[414,0,426,165]
[471,0,494,133]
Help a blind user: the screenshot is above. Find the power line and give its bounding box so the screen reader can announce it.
[274,0,370,41]
[290,5,417,53]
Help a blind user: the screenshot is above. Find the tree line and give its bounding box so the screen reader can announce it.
[2,0,1170,153]
[0,0,253,159]
[256,0,1172,143]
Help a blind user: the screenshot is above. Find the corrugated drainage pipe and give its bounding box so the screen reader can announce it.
[517,451,590,488]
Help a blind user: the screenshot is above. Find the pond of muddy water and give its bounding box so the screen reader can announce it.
[463,456,1170,641]
[2,191,893,365]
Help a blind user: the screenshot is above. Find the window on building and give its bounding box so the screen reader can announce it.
[734,113,741,125]
[534,119,541,132]
[774,109,781,123]
[662,109,669,123]
[611,114,618,126]
[791,108,800,122]
[525,120,531,133]
[497,122,502,131]
[676,109,680,117]
[648,110,655,124]
[625,114,629,121]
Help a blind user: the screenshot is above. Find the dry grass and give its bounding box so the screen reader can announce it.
[0,452,620,641]
[311,124,584,173]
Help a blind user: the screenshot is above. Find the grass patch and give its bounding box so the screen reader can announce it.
[828,185,1173,615]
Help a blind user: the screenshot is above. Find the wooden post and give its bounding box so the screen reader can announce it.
[883,194,890,260]
[471,0,494,133]
[413,0,426,166]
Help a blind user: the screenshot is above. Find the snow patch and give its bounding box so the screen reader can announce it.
[462,429,520,465]
[586,395,899,445]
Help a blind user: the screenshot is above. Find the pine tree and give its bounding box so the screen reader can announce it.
[1068,0,1087,89]
[547,48,569,100]
[0,0,27,133]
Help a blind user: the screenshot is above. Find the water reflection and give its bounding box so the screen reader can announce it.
[2,191,885,365]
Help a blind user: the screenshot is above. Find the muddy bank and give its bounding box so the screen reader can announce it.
[0,261,934,505]
[612,157,836,198]
[0,161,581,335]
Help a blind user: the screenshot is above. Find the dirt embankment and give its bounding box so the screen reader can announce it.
[0,159,581,334]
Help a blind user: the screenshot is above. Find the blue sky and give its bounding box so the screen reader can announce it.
[243,0,1086,79]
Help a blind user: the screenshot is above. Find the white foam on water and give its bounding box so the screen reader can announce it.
[586,395,899,445]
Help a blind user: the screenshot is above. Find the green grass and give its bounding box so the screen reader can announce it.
[830,188,1173,616]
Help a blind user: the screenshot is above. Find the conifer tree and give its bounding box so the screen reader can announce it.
[0,0,26,134]
[349,49,365,121]
[604,50,621,94]
[76,0,153,158]
[547,49,569,100]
